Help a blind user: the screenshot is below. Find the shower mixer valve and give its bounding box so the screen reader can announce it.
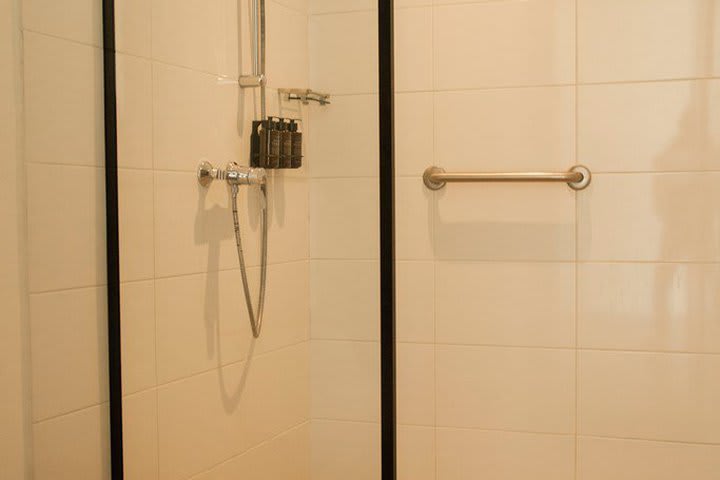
[197,160,267,189]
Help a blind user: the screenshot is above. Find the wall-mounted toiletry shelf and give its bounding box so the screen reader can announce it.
[250,117,303,169]
[279,88,330,106]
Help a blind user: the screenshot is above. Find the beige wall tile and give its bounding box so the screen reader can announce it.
[155,270,252,383]
[578,436,720,480]
[266,1,309,89]
[24,32,103,167]
[152,0,238,76]
[579,263,720,353]
[434,0,575,89]
[578,0,720,82]
[434,183,576,261]
[23,0,101,45]
[308,94,378,178]
[123,390,159,480]
[396,261,434,344]
[397,343,434,426]
[310,260,379,341]
[434,87,575,173]
[115,0,152,57]
[436,345,575,433]
[193,423,311,480]
[152,63,241,173]
[117,54,153,170]
[311,340,379,421]
[27,164,106,292]
[119,169,155,282]
[30,287,108,421]
[33,405,110,480]
[436,428,574,480]
[267,177,309,263]
[154,171,260,278]
[398,425,435,480]
[309,11,378,95]
[578,173,720,262]
[396,177,434,260]
[120,281,156,394]
[309,0,374,13]
[395,7,432,92]
[309,178,379,259]
[311,420,380,480]
[396,92,433,177]
[157,344,309,480]
[579,350,720,443]
[436,262,575,348]
[579,80,720,173]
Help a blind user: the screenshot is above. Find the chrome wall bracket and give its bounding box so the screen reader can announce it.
[197,160,267,188]
[278,88,331,106]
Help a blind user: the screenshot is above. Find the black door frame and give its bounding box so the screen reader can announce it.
[103,1,396,478]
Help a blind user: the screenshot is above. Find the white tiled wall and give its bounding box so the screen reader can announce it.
[22,0,111,475]
[310,0,720,479]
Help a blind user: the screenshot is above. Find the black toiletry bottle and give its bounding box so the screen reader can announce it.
[267,117,281,168]
[250,120,266,167]
[289,120,302,168]
[280,119,292,168]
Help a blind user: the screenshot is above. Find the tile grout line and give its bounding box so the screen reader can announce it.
[574,0,580,477]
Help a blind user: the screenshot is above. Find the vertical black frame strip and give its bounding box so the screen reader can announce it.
[378,1,396,479]
[102,0,123,478]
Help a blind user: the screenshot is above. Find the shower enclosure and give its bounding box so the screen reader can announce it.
[3,0,718,479]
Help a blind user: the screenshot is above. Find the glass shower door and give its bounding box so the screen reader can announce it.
[395,1,720,479]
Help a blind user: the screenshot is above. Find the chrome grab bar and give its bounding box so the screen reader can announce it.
[423,165,591,191]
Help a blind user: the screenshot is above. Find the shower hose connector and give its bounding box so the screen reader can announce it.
[197,160,268,338]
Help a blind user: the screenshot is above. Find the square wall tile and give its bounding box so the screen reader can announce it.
[396,92,433,177]
[120,280,156,395]
[579,350,720,444]
[311,340,379,422]
[27,164,106,292]
[436,428,574,480]
[434,87,575,173]
[309,11,378,94]
[436,345,575,433]
[308,94,378,178]
[578,80,720,173]
[578,436,720,480]
[311,420,380,480]
[434,183,576,261]
[157,344,309,480]
[266,177,309,263]
[578,173,720,262]
[23,0,101,45]
[578,0,720,82]
[152,0,238,76]
[33,405,110,480]
[117,54,152,170]
[395,7,433,92]
[398,425,435,480]
[30,287,108,421]
[152,63,241,173]
[578,263,720,353]
[397,343,434,426]
[123,390,159,480]
[436,262,575,348]
[434,0,575,89]
[193,423,311,480]
[309,178,379,259]
[396,261,434,344]
[310,260,379,341]
[115,0,152,57]
[24,32,103,167]
[119,169,154,282]
[396,177,433,260]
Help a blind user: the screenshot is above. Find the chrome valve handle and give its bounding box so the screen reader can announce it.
[197,160,267,188]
